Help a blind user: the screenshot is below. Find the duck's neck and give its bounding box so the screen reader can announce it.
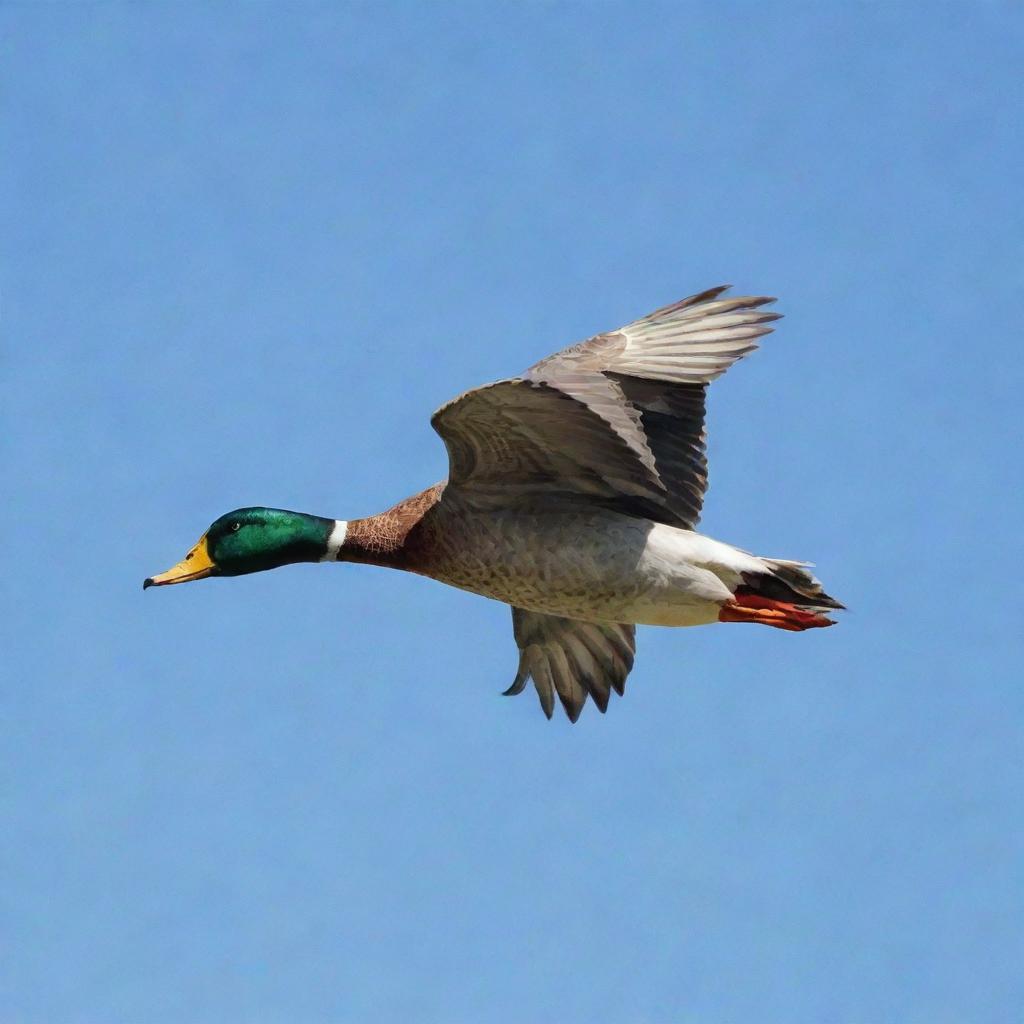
[324,483,444,569]
[320,520,349,561]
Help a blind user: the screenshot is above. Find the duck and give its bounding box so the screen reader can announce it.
[145,285,843,721]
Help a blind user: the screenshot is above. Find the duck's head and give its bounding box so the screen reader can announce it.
[144,507,337,589]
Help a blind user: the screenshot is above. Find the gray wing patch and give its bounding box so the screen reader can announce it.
[431,378,667,511]
[432,286,780,529]
[505,607,636,722]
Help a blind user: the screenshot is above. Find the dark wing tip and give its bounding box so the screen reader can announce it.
[560,697,584,724]
[645,285,731,321]
[538,688,555,719]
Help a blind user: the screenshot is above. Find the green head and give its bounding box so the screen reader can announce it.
[144,507,338,588]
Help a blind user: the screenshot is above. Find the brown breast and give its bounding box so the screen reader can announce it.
[342,483,446,569]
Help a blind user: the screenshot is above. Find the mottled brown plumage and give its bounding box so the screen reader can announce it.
[343,484,445,567]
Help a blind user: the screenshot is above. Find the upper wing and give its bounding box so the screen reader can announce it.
[528,284,779,384]
[504,607,636,721]
[432,286,779,529]
[430,377,670,516]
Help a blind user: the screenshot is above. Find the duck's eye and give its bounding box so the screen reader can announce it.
[231,522,241,532]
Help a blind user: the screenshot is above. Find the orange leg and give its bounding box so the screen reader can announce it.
[718,596,835,631]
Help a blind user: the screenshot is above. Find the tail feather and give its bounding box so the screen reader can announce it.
[720,558,843,631]
[741,559,845,612]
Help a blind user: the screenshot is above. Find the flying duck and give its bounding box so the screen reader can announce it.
[145,286,842,721]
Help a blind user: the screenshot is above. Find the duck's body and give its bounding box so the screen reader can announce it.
[147,285,843,721]
[340,488,800,629]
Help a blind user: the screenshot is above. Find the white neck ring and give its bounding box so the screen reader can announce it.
[321,520,348,561]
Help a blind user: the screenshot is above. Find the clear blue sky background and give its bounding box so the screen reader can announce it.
[3,4,1022,1022]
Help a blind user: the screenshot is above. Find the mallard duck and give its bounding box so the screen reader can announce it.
[146,285,842,721]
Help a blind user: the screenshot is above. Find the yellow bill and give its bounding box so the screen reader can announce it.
[143,534,217,589]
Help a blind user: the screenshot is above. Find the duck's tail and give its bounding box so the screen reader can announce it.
[718,558,844,632]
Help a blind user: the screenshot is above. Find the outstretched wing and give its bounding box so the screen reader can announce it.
[430,377,669,516]
[432,286,779,529]
[505,607,636,722]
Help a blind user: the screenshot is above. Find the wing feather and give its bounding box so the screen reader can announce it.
[507,608,636,721]
[431,378,667,513]
[432,286,780,529]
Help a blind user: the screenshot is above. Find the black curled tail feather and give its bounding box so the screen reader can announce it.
[739,561,845,612]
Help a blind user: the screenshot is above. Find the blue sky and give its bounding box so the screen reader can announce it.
[3,4,1022,1022]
